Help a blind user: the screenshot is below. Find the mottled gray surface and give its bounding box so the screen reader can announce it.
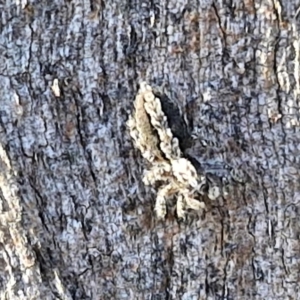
[0,0,300,299]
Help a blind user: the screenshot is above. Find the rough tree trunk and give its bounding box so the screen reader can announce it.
[0,0,299,299]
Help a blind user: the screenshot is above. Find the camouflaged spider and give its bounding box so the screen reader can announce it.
[127,82,208,219]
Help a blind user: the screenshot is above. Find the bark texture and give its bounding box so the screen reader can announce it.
[0,0,300,299]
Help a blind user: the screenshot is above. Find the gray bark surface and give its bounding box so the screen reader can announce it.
[0,0,299,299]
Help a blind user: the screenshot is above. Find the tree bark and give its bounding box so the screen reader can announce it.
[0,0,299,299]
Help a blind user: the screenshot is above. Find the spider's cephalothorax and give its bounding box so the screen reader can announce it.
[127,82,209,219]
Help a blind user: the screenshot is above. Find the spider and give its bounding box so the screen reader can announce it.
[127,82,209,219]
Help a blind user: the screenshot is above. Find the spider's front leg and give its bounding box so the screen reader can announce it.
[183,190,206,210]
[176,194,186,219]
[154,183,177,219]
[176,189,206,219]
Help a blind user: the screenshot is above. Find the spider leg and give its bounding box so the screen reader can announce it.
[176,194,186,219]
[154,183,176,219]
[182,189,206,211]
